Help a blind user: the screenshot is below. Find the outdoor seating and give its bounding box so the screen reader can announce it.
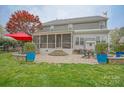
[81,49,95,58]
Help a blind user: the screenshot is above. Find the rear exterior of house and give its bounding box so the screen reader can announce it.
[33,15,110,54]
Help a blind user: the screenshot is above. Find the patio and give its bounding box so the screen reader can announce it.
[35,54,98,64]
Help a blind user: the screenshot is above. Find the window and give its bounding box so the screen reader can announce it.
[75,37,79,45]
[80,38,84,45]
[101,36,106,43]
[99,21,106,29]
[68,24,73,31]
[50,26,54,31]
[89,43,92,46]
[96,36,100,43]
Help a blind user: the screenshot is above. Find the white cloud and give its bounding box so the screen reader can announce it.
[7,5,112,23]
[42,5,112,20]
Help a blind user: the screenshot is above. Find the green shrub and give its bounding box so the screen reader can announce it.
[95,43,108,54]
[24,42,36,53]
[113,44,124,52]
[0,38,18,46]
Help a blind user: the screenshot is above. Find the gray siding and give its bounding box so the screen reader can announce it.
[54,25,68,31]
[73,22,100,30]
[42,20,107,31]
[43,26,49,31]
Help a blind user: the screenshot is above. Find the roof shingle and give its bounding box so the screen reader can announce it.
[44,16,108,26]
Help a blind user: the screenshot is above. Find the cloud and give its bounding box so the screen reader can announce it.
[1,5,123,29]
[41,5,112,20]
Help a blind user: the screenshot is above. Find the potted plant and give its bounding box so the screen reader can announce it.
[95,43,108,64]
[24,42,36,62]
[114,44,124,57]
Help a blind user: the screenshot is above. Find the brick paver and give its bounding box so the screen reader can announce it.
[35,54,98,64]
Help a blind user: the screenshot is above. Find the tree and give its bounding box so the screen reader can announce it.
[118,27,124,37]
[110,29,120,45]
[6,10,42,35]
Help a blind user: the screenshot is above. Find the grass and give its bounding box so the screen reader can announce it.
[0,53,124,87]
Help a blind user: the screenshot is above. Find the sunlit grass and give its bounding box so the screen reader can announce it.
[0,53,124,86]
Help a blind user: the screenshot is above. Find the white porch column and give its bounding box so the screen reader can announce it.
[55,34,56,48]
[39,35,40,49]
[71,32,73,49]
[47,35,48,49]
[61,34,63,48]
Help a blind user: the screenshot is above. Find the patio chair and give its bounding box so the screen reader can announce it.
[81,49,89,58]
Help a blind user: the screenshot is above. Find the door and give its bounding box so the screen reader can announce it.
[85,41,96,50]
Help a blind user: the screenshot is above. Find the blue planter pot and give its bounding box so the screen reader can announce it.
[96,54,108,64]
[116,52,124,57]
[26,52,36,62]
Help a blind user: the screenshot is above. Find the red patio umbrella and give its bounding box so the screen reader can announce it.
[4,32,32,41]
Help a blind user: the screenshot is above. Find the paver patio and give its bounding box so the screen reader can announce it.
[35,54,98,64]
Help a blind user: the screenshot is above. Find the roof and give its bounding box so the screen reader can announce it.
[43,16,108,26]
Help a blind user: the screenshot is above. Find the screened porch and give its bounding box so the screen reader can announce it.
[33,33,73,49]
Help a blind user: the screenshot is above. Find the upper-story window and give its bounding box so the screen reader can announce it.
[99,21,106,29]
[50,26,54,31]
[96,36,100,43]
[68,24,73,31]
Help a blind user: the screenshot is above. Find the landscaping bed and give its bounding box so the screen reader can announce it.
[0,53,124,87]
[48,50,68,56]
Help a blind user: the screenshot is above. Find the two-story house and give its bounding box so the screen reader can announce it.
[33,15,110,54]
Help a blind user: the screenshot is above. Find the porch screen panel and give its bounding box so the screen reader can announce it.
[40,35,47,48]
[48,35,55,48]
[33,36,39,49]
[62,34,71,48]
[56,34,61,48]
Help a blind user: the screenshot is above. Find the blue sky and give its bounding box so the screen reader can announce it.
[0,5,124,29]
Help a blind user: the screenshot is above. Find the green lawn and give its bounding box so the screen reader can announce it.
[0,53,124,87]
